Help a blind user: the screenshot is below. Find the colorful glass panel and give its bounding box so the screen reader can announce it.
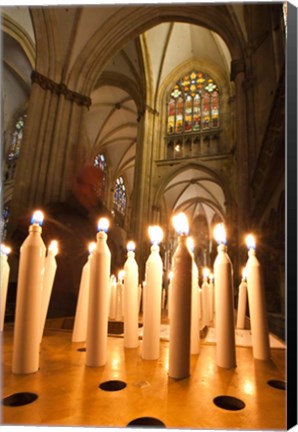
[175,96,183,133]
[193,94,201,131]
[7,115,26,161]
[211,91,219,128]
[184,95,192,132]
[113,176,126,216]
[167,98,175,133]
[202,93,210,129]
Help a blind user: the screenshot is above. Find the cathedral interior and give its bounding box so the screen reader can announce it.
[0,2,295,430]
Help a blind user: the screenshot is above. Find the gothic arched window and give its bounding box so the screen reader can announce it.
[113,176,126,216]
[7,114,26,161]
[166,71,219,135]
[93,153,107,200]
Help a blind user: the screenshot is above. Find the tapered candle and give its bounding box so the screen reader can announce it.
[72,242,96,342]
[236,267,248,330]
[40,240,59,341]
[141,225,163,360]
[115,270,124,321]
[167,270,173,317]
[213,223,236,369]
[86,218,111,367]
[0,244,11,331]
[169,212,192,379]
[245,234,270,360]
[202,267,211,327]
[12,210,46,374]
[109,275,117,320]
[124,241,139,348]
[208,273,215,323]
[187,237,200,355]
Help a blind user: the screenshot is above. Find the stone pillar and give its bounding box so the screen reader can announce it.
[8,71,91,236]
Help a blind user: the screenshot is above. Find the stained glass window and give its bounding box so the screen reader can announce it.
[166,71,219,134]
[113,176,126,216]
[93,153,107,200]
[7,114,27,161]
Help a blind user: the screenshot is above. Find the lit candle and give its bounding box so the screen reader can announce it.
[0,244,11,331]
[72,242,96,343]
[168,212,192,379]
[202,267,211,327]
[245,234,270,360]
[213,223,236,369]
[124,241,139,348]
[187,237,200,355]
[86,218,111,367]
[12,210,46,374]
[40,240,59,341]
[115,270,125,321]
[141,225,163,360]
[208,273,214,323]
[236,267,248,330]
[109,275,117,320]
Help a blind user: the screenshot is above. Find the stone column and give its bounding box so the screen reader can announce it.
[8,71,91,236]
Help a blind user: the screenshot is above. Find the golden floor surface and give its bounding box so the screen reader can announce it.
[1,322,286,430]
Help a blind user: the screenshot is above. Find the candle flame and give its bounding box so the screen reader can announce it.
[209,273,214,282]
[245,234,256,250]
[110,274,117,283]
[148,225,163,245]
[88,241,96,254]
[0,244,11,255]
[97,217,109,233]
[213,223,226,245]
[127,240,136,252]
[172,212,189,236]
[118,270,125,281]
[31,210,44,226]
[203,267,210,278]
[242,267,248,279]
[186,236,194,252]
[168,270,173,281]
[49,240,58,256]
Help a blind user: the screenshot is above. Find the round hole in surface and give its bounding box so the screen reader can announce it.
[99,380,127,392]
[77,347,86,352]
[127,417,166,427]
[267,379,286,390]
[2,392,38,407]
[213,395,245,411]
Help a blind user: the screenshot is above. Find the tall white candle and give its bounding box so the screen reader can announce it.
[72,242,96,342]
[245,234,270,360]
[236,267,248,330]
[208,273,215,324]
[141,225,163,360]
[123,241,139,348]
[202,267,211,327]
[12,210,46,374]
[169,213,192,379]
[86,218,111,367]
[187,237,200,355]
[115,270,124,321]
[0,244,11,331]
[167,270,173,318]
[109,275,117,320]
[213,223,236,369]
[40,240,58,341]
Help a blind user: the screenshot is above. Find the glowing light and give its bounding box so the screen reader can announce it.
[242,267,248,279]
[97,217,109,233]
[127,241,136,252]
[168,270,173,281]
[118,270,125,282]
[245,234,256,250]
[209,273,214,282]
[148,226,163,245]
[172,212,189,236]
[186,236,194,252]
[31,210,44,226]
[213,223,226,245]
[203,267,210,279]
[48,240,58,256]
[88,242,96,254]
[0,244,11,255]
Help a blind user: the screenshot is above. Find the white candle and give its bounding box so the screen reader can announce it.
[169,213,192,379]
[72,242,95,342]
[124,241,139,348]
[208,273,215,323]
[187,237,200,355]
[86,218,111,367]
[12,210,46,374]
[202,267,211,327]
[40,240,58,341]
[109,275,117,320]
[245,234,270,360]
[236,267,248,330]
[141,225,163,360]
[115,270,124,321]
[213,223,236,369]
[167,270,173,317]
[0,244,11,331]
